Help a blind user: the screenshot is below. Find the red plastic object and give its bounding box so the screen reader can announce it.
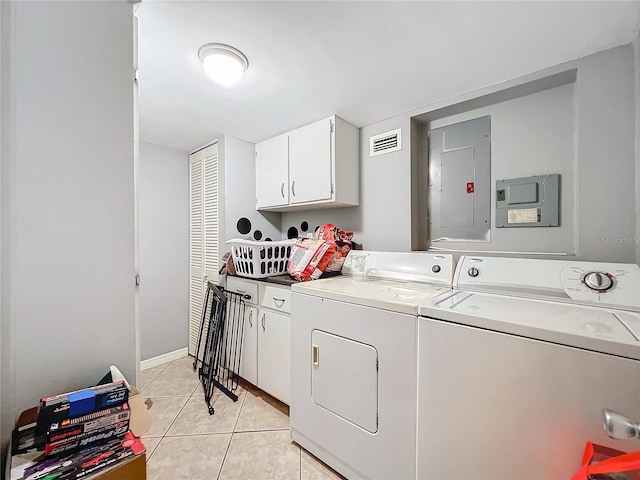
[571,441,640,480]
[466,182,474,193]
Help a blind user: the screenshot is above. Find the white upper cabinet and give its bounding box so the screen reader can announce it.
[255,134,289,209]
[289,117,332,204]
[255,115,359,212]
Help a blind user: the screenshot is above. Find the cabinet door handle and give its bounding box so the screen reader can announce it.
[248,310,253,328]
[272,297,285,307]
[312,344,319,366]
[235,289,246,294]
[281,182,285,198]
[261,313,266,331]
[291,180,296,197]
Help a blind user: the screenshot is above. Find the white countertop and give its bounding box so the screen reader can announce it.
[292,276,450,315]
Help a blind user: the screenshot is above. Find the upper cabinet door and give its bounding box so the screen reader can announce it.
[289,117,333,205]
[256,134,289,209]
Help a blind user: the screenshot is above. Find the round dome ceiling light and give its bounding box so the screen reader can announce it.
[198,43,248,87]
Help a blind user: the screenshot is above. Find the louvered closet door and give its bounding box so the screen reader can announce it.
[202,144,219,284]
[189,150,205,357]
[188,144,220,357]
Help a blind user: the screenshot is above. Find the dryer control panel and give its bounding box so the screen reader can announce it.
[454,256,640,309]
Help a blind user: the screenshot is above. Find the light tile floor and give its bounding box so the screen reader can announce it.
[140,356,344,480]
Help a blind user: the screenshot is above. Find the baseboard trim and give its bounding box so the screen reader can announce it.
[140,347,189,371]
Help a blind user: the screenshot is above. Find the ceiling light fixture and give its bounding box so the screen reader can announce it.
[198,43,248,87]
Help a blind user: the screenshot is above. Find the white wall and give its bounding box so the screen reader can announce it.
[139,142,188,360]
[426,83,575,255]
[1,0,136,445]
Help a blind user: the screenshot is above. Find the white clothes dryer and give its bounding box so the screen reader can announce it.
[290,251,454,480]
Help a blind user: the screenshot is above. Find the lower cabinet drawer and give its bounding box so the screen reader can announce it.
[227,277,258,305]
[261,285,291,313]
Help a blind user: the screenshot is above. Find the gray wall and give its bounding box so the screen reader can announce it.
[139,142,189,360]
[575,46,636,263]
[286,44,637,263]
[282,115,413,251]
[426,83,575,255]
[1,0,136,448]
[0,0,12,461]
[635,35,640,265]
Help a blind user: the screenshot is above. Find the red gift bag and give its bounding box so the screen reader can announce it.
[572,441,640,480]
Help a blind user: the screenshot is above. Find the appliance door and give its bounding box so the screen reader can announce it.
[418,317,640,480]
[311,330,378,433]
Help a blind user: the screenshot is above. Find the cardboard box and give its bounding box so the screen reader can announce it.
[95,453,145,480]
[9,408,146,480]
[127,387,151,437]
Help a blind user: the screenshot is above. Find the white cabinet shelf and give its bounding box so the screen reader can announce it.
[255,115,359,212]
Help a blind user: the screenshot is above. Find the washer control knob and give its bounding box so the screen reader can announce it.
[432,265,441,273]
[468,267,480,278]
[583,272,614,292]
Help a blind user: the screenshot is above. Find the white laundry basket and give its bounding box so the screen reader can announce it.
[226,238,296,279]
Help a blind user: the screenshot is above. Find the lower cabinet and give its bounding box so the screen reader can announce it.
[227,277,290,405]
[257,309,290,404]
[239,306,258,385]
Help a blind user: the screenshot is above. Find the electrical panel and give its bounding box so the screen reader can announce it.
[429,116,491,242]
[495,174,560,228]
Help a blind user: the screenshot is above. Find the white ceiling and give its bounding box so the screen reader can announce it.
[137,1,640,153]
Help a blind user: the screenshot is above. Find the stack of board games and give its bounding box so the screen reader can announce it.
[44,402,131,456]
[10,431,146,480]
[38,380,130,456]
[11,380,131,457]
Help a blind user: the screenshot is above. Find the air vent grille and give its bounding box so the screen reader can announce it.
[370,128,402,157]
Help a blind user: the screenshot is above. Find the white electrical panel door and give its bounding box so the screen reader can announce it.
[311,330,378,433]
[429,116,491,242]
[258,310,290,404]
[256,134,289,209]
[239,306,258,385]
[289,117,333,204]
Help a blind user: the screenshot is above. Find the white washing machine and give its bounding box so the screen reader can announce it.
[418,255,640,480]
[290,251,454,480]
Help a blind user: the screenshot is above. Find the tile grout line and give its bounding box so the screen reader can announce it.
[231,391,247,434]
[142,370,178,466]
[217,393,246,480]
[141,366,165,389]
[153,383,194,440]
[232,427,290,434]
